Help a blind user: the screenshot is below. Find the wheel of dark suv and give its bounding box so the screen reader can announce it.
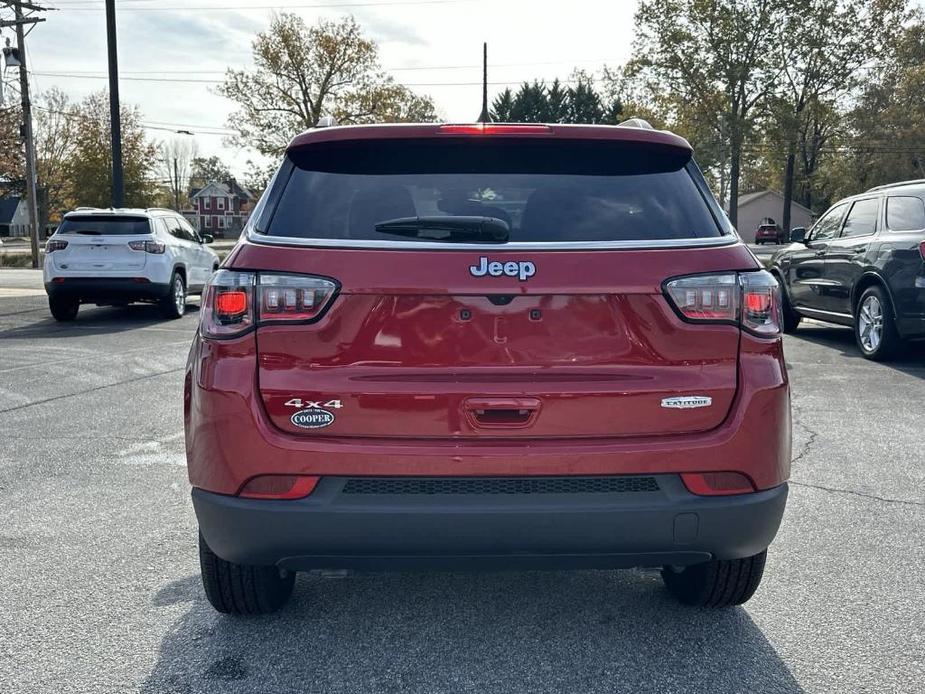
[661,550,766,607]
[854,285,904,361]
[49,296,79,322]
[198,533,295,615]
[778,281,801,333]
[160,271,186,319]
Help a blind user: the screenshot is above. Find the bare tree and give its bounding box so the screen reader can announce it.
[157,137,198,211]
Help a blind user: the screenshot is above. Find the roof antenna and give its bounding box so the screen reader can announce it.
[477,42,491,123]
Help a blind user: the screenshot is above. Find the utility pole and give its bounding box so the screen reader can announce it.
[105,0,123,207]
[173,157,180,211]
[7,0,46,269]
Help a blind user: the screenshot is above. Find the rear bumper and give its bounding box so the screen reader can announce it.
[192,476,788,570]
[45,278,170,303]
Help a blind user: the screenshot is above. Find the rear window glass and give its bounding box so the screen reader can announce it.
[260,139,722,243]
[57,215,151,235]
[886,196,925,231]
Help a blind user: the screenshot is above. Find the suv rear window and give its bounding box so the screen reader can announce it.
[57,215,151,235]
[259,139,722,243]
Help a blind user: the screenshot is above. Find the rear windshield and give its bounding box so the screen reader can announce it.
[57,215,151,235]
[259,139,722,243]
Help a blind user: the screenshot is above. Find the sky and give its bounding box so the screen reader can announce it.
[6,0,641,177]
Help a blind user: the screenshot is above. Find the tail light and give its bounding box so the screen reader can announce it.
[258,273,338,323]
[128,240,166,254]
[919,240,925,261]
[238,475,320,500]
[45,239,68,253]
[664,270,781,336]
[439,124,552,135]
[681,472,755,496]
[200,270,338,339]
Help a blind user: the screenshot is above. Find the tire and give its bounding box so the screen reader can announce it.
[160,271,186,319]
[854,285,904,361]
[49,296,79,322]
[198,533,295,615]
[779,283,801,334]
[661,550,767,608]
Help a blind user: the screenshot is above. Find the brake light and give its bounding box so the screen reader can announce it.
[439,124,552,135]
[257,273,338,323]
[201,270,255,338]
[681,472,755,496]
[45,239,68,253]
[127,240,166,254]
[919,240,925,261]
[665,270,781,335]
[238,475,320,500]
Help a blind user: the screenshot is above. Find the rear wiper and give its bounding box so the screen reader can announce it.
[74,229,102,235]
[374,216,509,244]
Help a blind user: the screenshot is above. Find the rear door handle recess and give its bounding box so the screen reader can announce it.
[465,397,541,428]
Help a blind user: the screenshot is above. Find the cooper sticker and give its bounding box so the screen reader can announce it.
[290,408,336,429]
[661,396,713,409]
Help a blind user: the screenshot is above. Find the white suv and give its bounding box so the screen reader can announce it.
[43,208,220,321]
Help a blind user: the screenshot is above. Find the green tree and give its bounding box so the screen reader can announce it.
[218,14,437,157]
[189,155,232,188]
[774,0,906,232]
[632,0,790,226]
[35,88,80,223]
[490,88,515,121]
[65,92,157,208]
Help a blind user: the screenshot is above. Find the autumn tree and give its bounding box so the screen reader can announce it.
[218,14,437,157]
[631,0,791,226]
[65,92,158,208]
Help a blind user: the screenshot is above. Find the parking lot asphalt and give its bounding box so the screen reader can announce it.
[1,268,923,694]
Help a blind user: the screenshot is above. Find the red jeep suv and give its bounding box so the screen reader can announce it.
[185,122,790,614]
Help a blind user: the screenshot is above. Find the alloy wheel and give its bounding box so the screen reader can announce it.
[174,276,186,316]
[857,295,883,353]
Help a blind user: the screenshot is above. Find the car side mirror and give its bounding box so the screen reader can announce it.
[201,233,214,244]
[790,227,806,244]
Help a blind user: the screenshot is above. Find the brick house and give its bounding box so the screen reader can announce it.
[187,181,256,238]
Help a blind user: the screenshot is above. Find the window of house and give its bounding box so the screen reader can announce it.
[204,216,212,228]
[886,196,925,231]
[217,216,225,229]
[841,198,879,238]
[203,197,210,210]
[217,197,225,211]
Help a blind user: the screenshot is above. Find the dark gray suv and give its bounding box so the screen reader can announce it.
[769,179,925,360]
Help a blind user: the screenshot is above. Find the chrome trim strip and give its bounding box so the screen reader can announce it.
[797,307,853,319]
[244,226,739,252]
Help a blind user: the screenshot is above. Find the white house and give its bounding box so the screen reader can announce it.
[0,196,29,238]
[735,190,816,243]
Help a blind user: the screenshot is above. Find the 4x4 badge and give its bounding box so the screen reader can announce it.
[470,256,536,281]
[661,396,712,409]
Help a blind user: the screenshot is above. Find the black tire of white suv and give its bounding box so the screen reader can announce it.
[160,271,186,319]
[199,533,295,615]
[661,550,767,607]
[49,296,79,322]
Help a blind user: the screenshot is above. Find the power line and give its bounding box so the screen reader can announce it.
[39,0,481,11]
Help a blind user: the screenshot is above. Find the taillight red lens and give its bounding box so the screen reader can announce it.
[238,475,320,500]
[200,270,255,339]
[215,290,247,316]
[681,472,755,496]
[257,273,338,323]
[45,239,68,253]
[665,270,781,335]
